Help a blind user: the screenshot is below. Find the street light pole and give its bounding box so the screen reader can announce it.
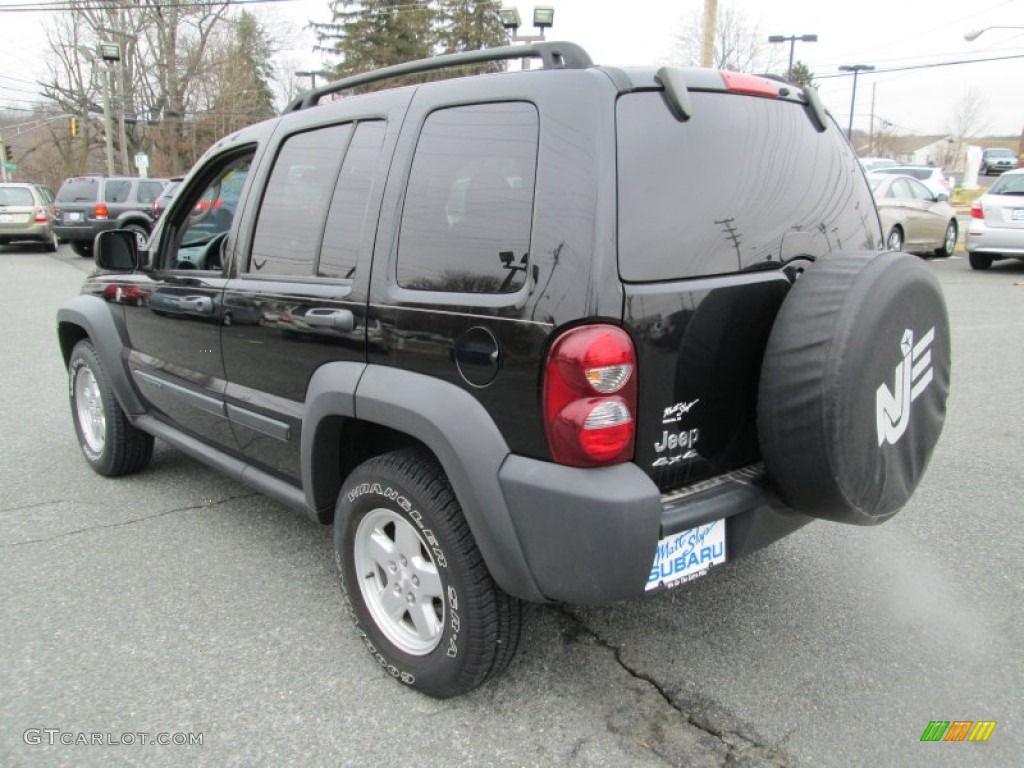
[499,6,554,70]
[768,33,818,79]
[296,70,331,89]
[839,64,875,140]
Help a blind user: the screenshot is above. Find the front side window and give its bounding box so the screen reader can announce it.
[162,153,252,271]
[397,102,538,293]
[249,124,352,277]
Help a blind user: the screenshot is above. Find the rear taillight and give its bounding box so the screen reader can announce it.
[34,207,47,224]
[970,201,983,219]
[543,324,637,467]
[94,203,109,220]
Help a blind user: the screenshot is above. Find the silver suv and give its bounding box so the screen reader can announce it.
[54,175,168,257]
[981,147,1019,175]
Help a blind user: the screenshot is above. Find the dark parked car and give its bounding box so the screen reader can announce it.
[0,182,58,251]
[57,42,951,698]
[54,175,168,257]
[150,176,184,221]
[980,147,1019,175]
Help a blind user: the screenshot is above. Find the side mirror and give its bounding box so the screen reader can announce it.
[95,230,138,270]
[935,193,950,203]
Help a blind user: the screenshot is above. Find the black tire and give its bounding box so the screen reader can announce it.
[124,223,149,250]
[758,252,950,525]
[885,226,903,252]
[335,449,522,698]
[969,252,993,271]
[44,231,59,253]
[68,340,154,476]
[933,220,957,258]
[70,241,92,258]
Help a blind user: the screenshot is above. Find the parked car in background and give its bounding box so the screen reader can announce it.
[980,147,1019,175]
[867,173,958,257]
[869,165,952,199]
[54,175,168,257]
[965,168,1024,270]
[0,182,59,252]
[858,157,898,173]
[150,176,184,221]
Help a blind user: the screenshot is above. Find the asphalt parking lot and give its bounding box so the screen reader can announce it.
[1,245,1021,767]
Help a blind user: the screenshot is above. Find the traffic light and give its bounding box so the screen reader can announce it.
[70,116,78,137]
[3,144,12,163]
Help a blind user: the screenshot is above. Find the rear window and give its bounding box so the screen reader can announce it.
[0,187,34,206]
[617,91,877,281]
[986,149,1013,158]
[57,179,99,203]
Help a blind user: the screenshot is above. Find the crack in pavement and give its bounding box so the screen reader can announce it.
[558,606,790,767]
[0,500,83,515]
[2,492,259,548]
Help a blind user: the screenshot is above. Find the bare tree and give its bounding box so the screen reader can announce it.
[943,87,987,170]
[672,3,780,73]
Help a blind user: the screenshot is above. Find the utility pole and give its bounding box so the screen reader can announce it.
[838,64,875,141]
[869,83,877,156]
[99,43,122,176]
[701,0,718,67]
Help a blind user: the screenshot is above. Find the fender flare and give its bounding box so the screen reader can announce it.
[302,362,545,602]
[57,295,145,414]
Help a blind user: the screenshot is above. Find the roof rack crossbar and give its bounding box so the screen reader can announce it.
[284,41,593,112]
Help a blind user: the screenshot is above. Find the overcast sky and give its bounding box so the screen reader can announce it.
[1,0,1021,137]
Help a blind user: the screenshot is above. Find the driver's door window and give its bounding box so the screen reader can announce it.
[163,153,252,271]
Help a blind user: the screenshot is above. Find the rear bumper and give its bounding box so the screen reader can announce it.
[498,456,812,605]
[54,220,117,243]
[965,223,1024,256]
[0,222,52,241]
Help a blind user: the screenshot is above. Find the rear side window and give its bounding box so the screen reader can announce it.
[0,187,34,206]
[137,181,164,204]
[397,102,538,293]
[56,179,98,203]
[104,180,131,203]
[617,92,877,281]
[250,124,352,276]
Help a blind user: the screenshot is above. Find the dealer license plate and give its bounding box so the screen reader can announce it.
[645,519,727,591]
[1012,209,1024,221]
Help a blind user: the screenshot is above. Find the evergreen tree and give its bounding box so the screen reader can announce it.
[788,61,815,89]
[315,1,436,86]
[436,0,507,74]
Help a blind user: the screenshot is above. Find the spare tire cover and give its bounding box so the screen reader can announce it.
[758,252,950,525]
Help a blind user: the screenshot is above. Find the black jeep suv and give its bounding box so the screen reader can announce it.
[57,43,950,698]
[54,175,168,257]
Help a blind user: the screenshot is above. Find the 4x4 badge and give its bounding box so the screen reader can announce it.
[876,327,935,446]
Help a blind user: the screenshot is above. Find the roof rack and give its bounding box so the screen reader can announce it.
[284,41,593,112]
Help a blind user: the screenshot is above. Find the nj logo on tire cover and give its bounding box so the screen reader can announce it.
[876,327,935,446]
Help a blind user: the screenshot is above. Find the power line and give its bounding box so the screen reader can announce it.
[817,52,1024,78]
[0,0,299,12]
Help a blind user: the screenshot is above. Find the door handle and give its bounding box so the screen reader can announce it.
[304,308,355,331]
[179,295,213,315]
